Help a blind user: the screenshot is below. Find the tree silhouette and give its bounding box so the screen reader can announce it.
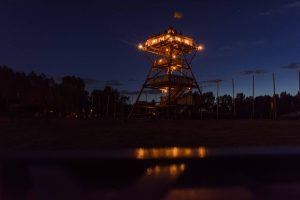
[1,65,300,120]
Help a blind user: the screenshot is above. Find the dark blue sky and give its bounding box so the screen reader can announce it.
[1,0,300,96]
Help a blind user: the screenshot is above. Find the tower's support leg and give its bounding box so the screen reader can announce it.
[128,85,146,119]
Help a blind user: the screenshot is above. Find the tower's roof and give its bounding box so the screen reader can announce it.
[139,27,201,55]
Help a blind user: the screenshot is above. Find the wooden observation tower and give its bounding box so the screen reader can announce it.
[129,27,204,118]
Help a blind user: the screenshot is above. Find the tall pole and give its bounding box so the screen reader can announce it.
[216,81,219,120]
[232,78,235,117]
[273,72,277,120]
[99,96,101,116]
[91,94,94,115]
[114,94,117,119]
[106,95,110,117]
[252,75,255,119]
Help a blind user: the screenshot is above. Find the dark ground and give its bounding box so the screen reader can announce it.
[1,119,300,153]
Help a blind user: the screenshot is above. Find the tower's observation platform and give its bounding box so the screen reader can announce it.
[129,27,203,118]
[139,27,203,55]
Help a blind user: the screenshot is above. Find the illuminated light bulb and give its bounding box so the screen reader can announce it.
[170,66,177,74]
[197,45,204,51]
[169,164,178,176]
[175,36,181,42]
[172,55,176,59]
[180,164,185,171]
[160,88,168,94]
[159,59,163,63]
[165,48,169,52]
[138,44,143,50]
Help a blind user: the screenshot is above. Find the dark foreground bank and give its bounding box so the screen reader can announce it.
[2,147,300,200]
[1,119,300,152]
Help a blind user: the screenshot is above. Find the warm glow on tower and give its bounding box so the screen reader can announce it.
[129,27,203,118]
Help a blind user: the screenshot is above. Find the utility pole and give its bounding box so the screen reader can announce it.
[232,78,235,117]
[273,72,277,120]
[216,81,219,120]
[114,94,117,119]
[106,95,110,117]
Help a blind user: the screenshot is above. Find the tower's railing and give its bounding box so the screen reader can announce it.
[147,75,194,87]
[153,58,185,68]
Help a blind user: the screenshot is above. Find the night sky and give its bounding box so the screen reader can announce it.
[1,0,300,97]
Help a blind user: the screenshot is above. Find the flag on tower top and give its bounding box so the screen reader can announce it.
[174,11,183,20]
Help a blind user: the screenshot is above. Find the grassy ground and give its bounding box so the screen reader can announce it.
[1,119,300,152]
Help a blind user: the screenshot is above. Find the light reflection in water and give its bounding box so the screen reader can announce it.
[135,147,207,159]
[146,163,186,176]
[136,148,145,159]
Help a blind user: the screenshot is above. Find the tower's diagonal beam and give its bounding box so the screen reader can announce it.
[147,69,164,82]
[182,52,202,95]
[188,51,197,66]
[128,53,158,119]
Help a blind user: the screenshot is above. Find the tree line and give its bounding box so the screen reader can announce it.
[0,65,299,120]
[200,91,300,119]
[0,66,129,119]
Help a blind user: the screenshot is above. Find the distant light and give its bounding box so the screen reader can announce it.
[197,45,204,51]
[180,163,185,171]
[146,168,153,175]
[154,165,161,174]
[169,164,179,176]
[138,44,143,50]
